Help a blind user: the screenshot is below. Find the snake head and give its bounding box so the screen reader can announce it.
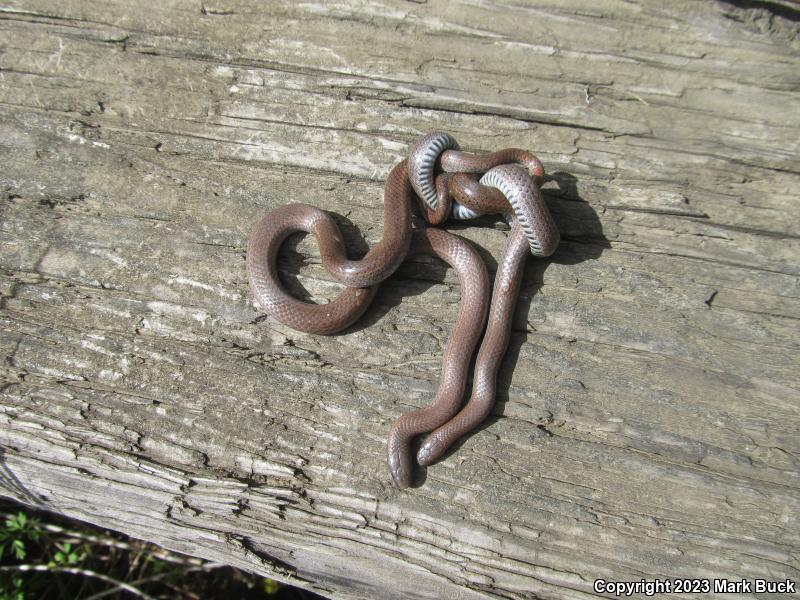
[388,449,413,490]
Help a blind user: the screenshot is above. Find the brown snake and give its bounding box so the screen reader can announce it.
[246,133,559,489]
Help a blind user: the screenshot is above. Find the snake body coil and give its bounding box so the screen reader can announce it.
[246,133,559,489]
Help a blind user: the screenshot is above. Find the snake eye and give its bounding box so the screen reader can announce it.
[408,132,459,211]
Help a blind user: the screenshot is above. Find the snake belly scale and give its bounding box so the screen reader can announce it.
[246,133,559,489]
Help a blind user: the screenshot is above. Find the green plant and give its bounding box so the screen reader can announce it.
[0,499,320,599]
[0,513,41,562]
[0,575,24,600]
[50,542,84,567]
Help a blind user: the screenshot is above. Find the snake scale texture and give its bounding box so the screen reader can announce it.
[246,133,559,489]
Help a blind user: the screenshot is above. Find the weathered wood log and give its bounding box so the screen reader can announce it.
[1,1,798,598]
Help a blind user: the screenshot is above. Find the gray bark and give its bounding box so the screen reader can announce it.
[1,1,799,598]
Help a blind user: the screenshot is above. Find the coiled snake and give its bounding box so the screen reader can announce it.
[246,133,559,489]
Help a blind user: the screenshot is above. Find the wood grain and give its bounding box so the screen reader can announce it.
[1,1,798,598]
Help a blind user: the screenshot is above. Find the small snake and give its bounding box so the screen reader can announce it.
[246,133,559,489]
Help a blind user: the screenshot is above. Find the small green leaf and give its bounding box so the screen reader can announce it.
[263,578,282,595]
[12,538,25,560]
